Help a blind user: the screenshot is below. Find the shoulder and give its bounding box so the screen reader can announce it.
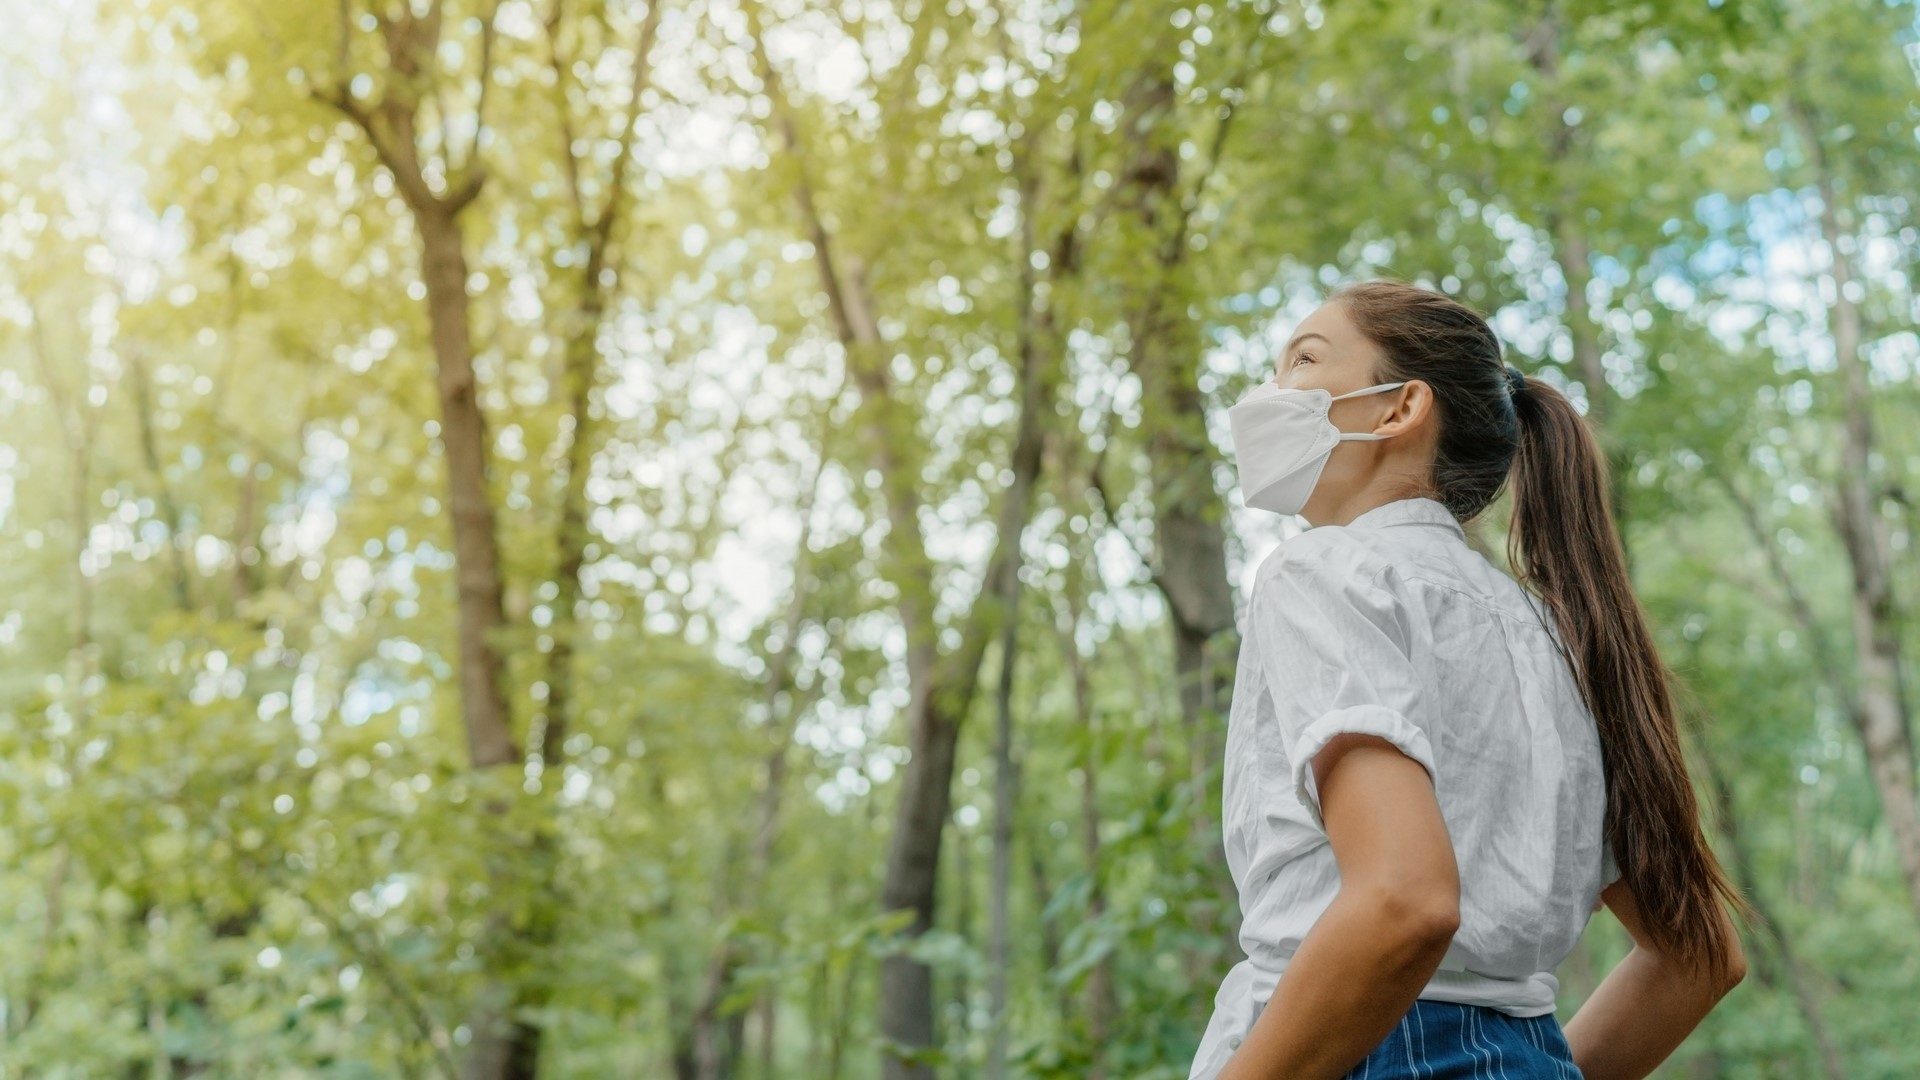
[1249,527,1420,640]
[1253,525,1407,601]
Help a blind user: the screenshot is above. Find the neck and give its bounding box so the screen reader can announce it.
[1307,489,1425,528]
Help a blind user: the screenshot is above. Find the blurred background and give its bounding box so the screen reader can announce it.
[2,0,1918,1076]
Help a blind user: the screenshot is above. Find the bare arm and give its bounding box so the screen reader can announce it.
[1562,877,1748,1080]
[1217,733,1460,1080]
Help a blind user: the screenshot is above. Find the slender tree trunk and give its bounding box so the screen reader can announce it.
[1706,477,1911,914]
[130,347,222,1078]
[1545,218,1607,424]
[506,7,664,1071]
[664,924,699,1080]
[538,285,601,766]
[1116,70,1240,732]
[807,951,827,1078]
[953,815,974,1063]
[744,8,1059,1073]
[1700,753,1845,1079]
[1020,815,1061,975]
[316,7,524,1075]
[318,1,518,767]
[689,488,826,1080]
[687,832,748,1080]
[756,992,776,1079]
[127,353,195,611]
[1791,96,1920,921]
[829,855,857,1080]
[21,302,94,1046]
[413,200,519,771]
[231,454,259,611]
[1520,10,1633,559]
[26,300,96,720]
[420,195,525,1080]
[981,120,1065,1080]
[1114,68,1241,1001]
[987,636,1018,1080]
[537,0,658,768]
[1056,594,1114,1076]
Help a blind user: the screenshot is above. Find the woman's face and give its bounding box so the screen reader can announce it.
[1272,298,1386,392]
[1269,299,1435,525]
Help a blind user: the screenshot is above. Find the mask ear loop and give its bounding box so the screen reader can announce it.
[1329,380,1407,401]
[1330,381,1409,442]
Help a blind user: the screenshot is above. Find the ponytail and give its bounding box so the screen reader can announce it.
[1332,277,1754,986]
[1506,371,1756,984]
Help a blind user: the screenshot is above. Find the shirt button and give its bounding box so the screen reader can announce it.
[1227,1037,1242,1050]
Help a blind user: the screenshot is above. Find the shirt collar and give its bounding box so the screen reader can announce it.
[1342,496,1467,541]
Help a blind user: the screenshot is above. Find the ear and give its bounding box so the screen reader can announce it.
[1379,379,1432,436]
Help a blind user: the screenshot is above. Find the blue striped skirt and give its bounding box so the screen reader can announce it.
[1340,998,1582,1079]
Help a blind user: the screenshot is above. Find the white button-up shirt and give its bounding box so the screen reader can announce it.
[1188,496,1619,1080]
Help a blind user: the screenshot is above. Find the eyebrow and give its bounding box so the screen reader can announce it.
[1283,332,1330,360]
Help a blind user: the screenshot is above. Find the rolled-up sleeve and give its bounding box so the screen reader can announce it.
[1249,550,1437,833]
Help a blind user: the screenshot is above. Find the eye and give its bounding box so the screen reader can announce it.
[1291,351,1316,367]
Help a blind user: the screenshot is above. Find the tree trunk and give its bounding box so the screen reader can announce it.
[231,454,259,611]
[1117,88,1238,744]
[663,921,699,1080]
[980,124,1065,1080]
[419,192,526,1080]
[987,635,1018,1080]
[1520,11,1634,560]
[20,300,94,1042]
[757,993,776,1079]
[536,0,658,769]
[952,814,974,1057]
[1057,595,1115,1077]
[827,846,857,1080]
[537,284,600,768]
[742,8,1061,1072]
[1793,96,1920,922]
[317,8,524,1074]
[25,299,96,721]
[1700,752,1846,1079]
[502,8,663,1069]
[127,353,194,612]
[1114,68,1241,999]
[1021,815,1061,976]
[414,200,519,773]
[681,408,831,1078]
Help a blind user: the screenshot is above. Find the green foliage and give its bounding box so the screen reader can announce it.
[0,0,1916,1076]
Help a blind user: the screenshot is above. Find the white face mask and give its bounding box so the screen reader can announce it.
[1227,380,1407,516]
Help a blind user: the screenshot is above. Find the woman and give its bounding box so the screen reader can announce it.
[1188,280,1753,1080]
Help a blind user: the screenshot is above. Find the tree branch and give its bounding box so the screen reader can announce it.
[306,900,460,1080]
[592,0,664,254]
[467,0,502,171]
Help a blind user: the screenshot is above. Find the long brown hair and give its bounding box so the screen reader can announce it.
[1331,278,1754,984]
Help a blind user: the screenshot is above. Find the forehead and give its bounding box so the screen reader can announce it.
[1288,299,1378,358]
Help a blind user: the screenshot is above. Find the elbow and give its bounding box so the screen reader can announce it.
[1633,940,1747,1001]
[1352,883,1460,951]
[1414,901,1462,948]
[1703,912,1748,998]
[1716,944,1749,998]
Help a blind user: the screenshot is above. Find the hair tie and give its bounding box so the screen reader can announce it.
[1504,364,1528,401]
